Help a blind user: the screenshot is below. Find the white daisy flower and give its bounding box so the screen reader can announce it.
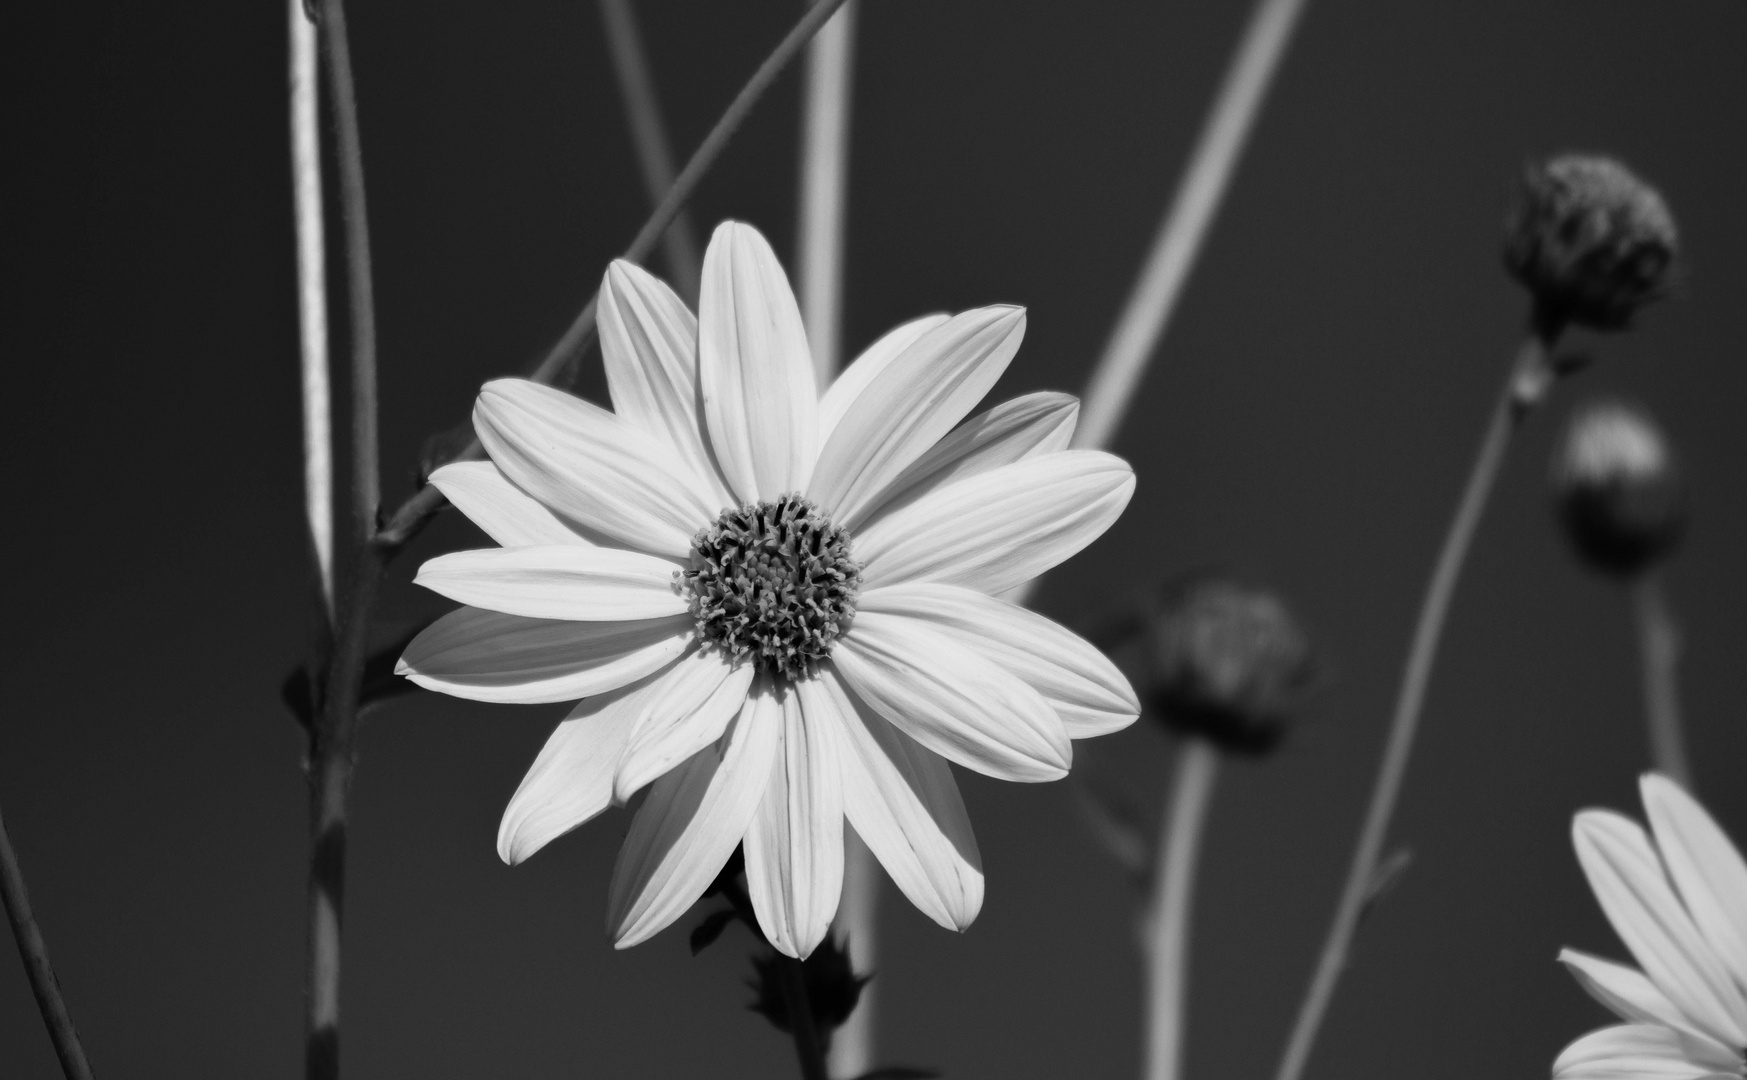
[1555,774,1747,1080]
[397,221,1140,958]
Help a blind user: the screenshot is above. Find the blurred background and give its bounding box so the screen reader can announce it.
[3,1,1746,1077]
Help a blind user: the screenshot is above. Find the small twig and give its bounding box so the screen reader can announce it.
[375,0,855,550]
[1,804,96,1080]
[1630,572,1692,789]
[290,0,333,619]
[596,0,701,301]
[1141,738,1219,1080]
[1271,327,1559,1080]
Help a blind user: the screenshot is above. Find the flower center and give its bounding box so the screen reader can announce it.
[679,494,861,680]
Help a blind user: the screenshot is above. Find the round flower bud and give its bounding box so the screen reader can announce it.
[1551,399,1684,577]
[1138,578,1316,755]
[1503,155,1678,330]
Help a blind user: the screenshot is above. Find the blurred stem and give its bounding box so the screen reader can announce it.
[290,0,333,619]
[796,0,857,384]
[830,833,878,1078]
[777,953,830,1080]
[1,804,96,1080]
[1630,572,1691,789]
[1142,738,1220,1080]
[376,0,853,550]
[1073,0,1311,452]
[596,0,701,302]
[1271,326,1559,1080]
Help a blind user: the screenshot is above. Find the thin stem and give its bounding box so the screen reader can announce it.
[596,0,701,302]
[291,0,333,618]
[777,952,831,1080]
[1072,0,1311,452]
[1631,572,1692,789]
[376,0,853,550]
[1,805,96,1080]
[1142,738,1220,1080]
[1271,330,1557,1080]
[796,0,858,384]
[830,833,878,1078]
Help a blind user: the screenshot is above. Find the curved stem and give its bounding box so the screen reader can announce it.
[290,0,333,619]
[1142,738,1220,1080]
[1271,330,1555,1080]
[1630,572,1691,789]
[376,0,853,550]
[1,805,96,1080]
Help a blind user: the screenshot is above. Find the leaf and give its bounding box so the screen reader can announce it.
[690,908,739,956]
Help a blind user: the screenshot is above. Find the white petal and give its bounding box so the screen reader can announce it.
[413,546,687,621]
[1553,1024,1741,1080]
[428,461,600,548]
[697,221,818,502]
[817,314,950,445]
[1574,810,1747,1044]
[857,582,1138,738]
[855,450,1135,595]
[474,378,720,559]
[854,391,1079,529]
[833,611,1070,782]
[1560,949,1697,1032]
[744,684,845,958]
[396,607,691,704]
[614,650,756,802]
[607,682,781,949]
[802,668,983,931]
[809,306,1025,524]
[598,261,734,505]
[1642,774,1747,996]
[496,675,663,864]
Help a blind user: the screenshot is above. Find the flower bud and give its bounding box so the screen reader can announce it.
[1503,155,1678,330]
[1551,400,1684,577]
[1138,578,1315,755]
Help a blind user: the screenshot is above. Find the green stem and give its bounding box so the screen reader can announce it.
[1630,571,1691,789]
[1142,738,1220,1080]
[1,804,96,1080]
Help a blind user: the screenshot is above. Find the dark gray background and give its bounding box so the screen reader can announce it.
[4,1,1745,1077]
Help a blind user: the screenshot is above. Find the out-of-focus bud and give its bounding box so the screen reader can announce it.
[1503,154,1678,331]
[1136,578,1316,755]
[1551,399,1684,577]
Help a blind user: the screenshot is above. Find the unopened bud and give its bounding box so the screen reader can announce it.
[1503,155,1678,331]
[1139,578,1315,755]
[1552,400,1684,577]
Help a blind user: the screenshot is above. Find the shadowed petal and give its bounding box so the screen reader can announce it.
[801,668,982,931]
[1553,1024,1741,1080]
[817,314,949,445]
[698,221,818,502]
[429,461,602,548]
[1641,774,1747,995]
[396,608,691,704]
[744,684,845,958]
[1561,949,1697,1032]
[474,378,720,558]
[414,546,687,621]
[833,611,1070,782]
[856,450,1134,595]
[607,681,781,949]
[615,650,756,802]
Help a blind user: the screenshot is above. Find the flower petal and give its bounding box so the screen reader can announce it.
[808,306,1025,524]
[1560,948,1697,1032]
[697,221,818,502]
[598,261,734,505]
[614,650,756,802]
[1641,774,1747,995]
[474,378,720,559]
[1574,809,1747,1044]
[833,611,1070,782]
[428,461,602,548]
[496,674,663,865]
[858,582,1138,738]
[855,450,1135,595]
[802,668,983,931]
[607,682,781,949]
[413,546,687,621]
[817,314,950,445]
[1553,1024,1741,1080]
[396,607,690,704]
[853,391,1079,529]
[744,684,845,958]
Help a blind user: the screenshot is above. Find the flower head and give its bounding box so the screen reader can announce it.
[1552,400,1684,578]
[1503,154,1678,331]
[1553,775,1747,1080]
[398,221,1139,958]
